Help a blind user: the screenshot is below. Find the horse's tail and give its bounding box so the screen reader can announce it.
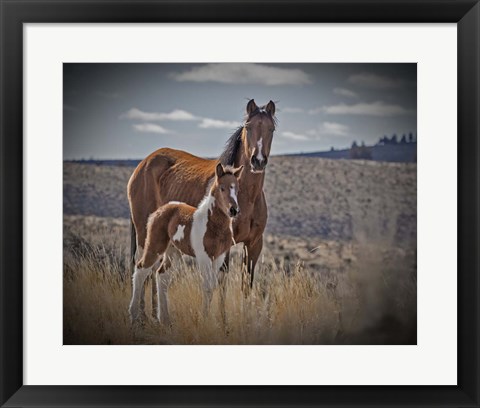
[129,217,136,277]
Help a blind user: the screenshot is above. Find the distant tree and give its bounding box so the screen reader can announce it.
[359,142,372,160]
[400,134,407,144]
[409,132,414,143]
[378,135,388,145]
[350,140,371,160]
[330,146,335,152]
[350,141,359,159]
[391,134,398,144]
[384,135,393,145]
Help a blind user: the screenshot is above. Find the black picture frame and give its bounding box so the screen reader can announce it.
[1,1,479,407]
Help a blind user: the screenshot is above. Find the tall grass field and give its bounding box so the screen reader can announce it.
[63,157,416,345]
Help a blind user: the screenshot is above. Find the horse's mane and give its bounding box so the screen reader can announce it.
[219,126,244,166]
[219,108,277,166]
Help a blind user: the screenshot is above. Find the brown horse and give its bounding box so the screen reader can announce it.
[129,164,243,323]
[128,99,276,323]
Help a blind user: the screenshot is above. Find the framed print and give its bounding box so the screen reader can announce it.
[1,0,479,407]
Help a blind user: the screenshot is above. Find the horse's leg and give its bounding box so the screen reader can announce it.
[155,249,173,325]
[137,214,172,322]
[218,252,230,328]
[150,256,163,319]
[242,237,263,294]
[129,217,137,277]
[150,277,157,320]
[200,254,227,321]
[200,260,216,318]
[136,247,150,319]
[131,245,148,321]
[129,264,151,323]
[129,154,167,324]
[156,267,171,326]
[130,209,152,321]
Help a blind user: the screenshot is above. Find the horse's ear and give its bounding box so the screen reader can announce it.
[246,99,258,115]
[266,100,276,116]
[233,165,244,178]
[215,162,225,178]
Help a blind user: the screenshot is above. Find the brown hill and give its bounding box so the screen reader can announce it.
[64,157,416,246]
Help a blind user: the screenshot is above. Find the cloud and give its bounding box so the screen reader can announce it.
[280,131,309,141]
[170,63,312,86]
[198,118,241,129]
[309,101,413,117]
[120,108,197,121]
[282,107,305,114]
[281,122,349,142]
[333,88,358,98]
[323,101,413,117]
[307,122,350,138]
[348,73,405,89]
[132,123,170,134]
[320,122,350,136]
[308,107,324,115]
[121,107,242,132]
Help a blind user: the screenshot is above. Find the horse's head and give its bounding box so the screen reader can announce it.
[213,163,244,218]
[242,99,276,173]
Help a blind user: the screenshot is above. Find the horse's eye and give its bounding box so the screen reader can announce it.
[221,187,225,192]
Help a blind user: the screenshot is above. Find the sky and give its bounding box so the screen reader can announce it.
[63,63,416,160]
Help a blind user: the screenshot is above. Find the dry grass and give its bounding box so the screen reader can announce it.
[63,158,417,345]
[63,221,416,345]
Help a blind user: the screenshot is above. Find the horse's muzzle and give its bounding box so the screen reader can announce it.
[229,206,239,218]
[250,155,268,172]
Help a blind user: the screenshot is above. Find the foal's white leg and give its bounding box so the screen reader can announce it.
[134,246,148,316]
[156,268,171,325]
[212,255,225,296]
[155,244,176,325]
[197,259,213,317]
[201,255,224,317]
[150,256,163,319]
[129,264,151,322]
[203,269,215,318]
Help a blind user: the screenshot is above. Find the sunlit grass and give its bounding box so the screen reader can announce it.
[63,227,416,345]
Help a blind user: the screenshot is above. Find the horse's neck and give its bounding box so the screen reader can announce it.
[209,199,231,232]
[234,148,265,198]
[196,192,230,230]
[210,208,231,232]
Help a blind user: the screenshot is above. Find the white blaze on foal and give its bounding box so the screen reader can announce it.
[230,183,238,206]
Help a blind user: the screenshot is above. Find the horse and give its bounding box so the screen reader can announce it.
[128,99,276,323]
[128,163,243,323]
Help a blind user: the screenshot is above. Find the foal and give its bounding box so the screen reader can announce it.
[129,163,243,323]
